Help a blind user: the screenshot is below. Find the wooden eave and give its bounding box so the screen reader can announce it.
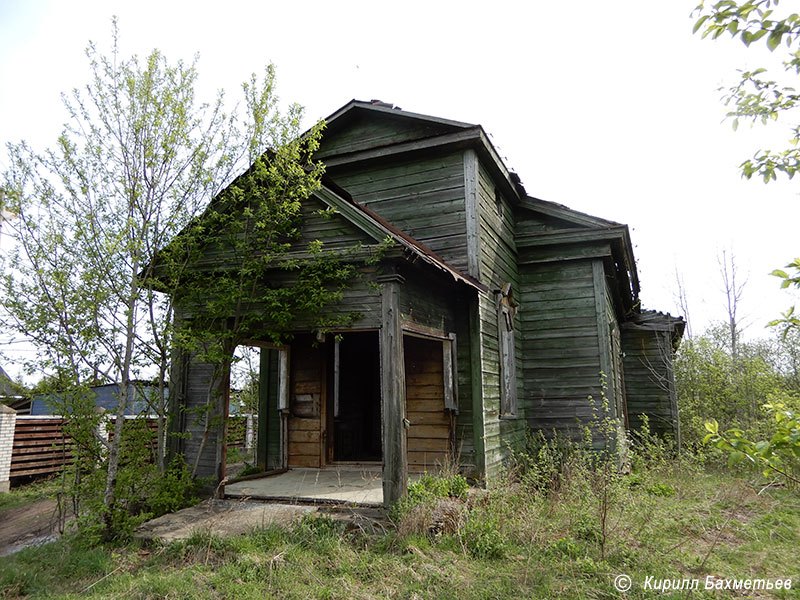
[517,225,639,316]
[318,102,525,204]
[622,310,686,350]
[322,100,476,134]
[322,127,484,168]
[518,196,623,229]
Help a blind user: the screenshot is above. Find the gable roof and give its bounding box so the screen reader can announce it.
[317,100,528,202]
[324,99,476,132]
[317,100,644,309]
[518,195,623,230]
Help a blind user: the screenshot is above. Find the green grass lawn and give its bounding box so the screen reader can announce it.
[2,458,799,599]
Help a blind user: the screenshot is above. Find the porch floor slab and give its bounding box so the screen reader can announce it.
[225,468,386,506]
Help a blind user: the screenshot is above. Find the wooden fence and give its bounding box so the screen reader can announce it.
[10,417,72,478]
[9,415,249,481]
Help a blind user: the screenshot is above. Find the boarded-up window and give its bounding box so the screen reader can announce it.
[497,283,518,418]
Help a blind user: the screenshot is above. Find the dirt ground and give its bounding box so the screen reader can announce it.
[0,499,70,556]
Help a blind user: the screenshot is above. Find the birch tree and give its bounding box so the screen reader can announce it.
[0,20,318,538]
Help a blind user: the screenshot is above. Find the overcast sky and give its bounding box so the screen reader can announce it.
[1,0,799,362]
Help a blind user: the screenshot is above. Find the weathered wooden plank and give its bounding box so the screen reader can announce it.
[287,430,320,443]
[464,149,481,279]
[380,275,408,506]
[288,441,319,456]
[407,423,451,439]
[317,115,458,159]
[288,418,320,431]
[289,455,320,468]
[408,451,449,465]
[519,243,613,264]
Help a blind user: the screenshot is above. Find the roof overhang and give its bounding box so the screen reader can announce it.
[622,310,686,350]
[516,222,639,316]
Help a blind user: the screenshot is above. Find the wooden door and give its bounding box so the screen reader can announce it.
[403,335,453,472]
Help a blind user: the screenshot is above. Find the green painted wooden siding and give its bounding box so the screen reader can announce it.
[598,270,623,424]
[197,194,377,267]
[519,259,605,440]
[326,152,468,272]
[258,348,282,470]
[516,213,588,236]
[474,160,525,481]
[181,357,225,479]
[398,270,456,335]
[317,114,457,160]
[622,328,679,440]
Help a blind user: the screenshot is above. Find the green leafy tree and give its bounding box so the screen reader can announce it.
[694,2,800,479]
[704,401,800,486]
[676,324,788,447]
[694,1,800,328]
[0,20,334,539]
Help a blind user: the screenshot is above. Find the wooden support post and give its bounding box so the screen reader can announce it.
[278,348,289,470]
[463,149,482,280]
[378,272,408,506]
[468,292,487,480]
[257,349,272,471]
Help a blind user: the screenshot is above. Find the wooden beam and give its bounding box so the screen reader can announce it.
[464,149,481,280]
[516,226,630,248]
[323,128,482,168]
[442,339,457,412]
[468,293,486,479]
[518,196,622,229]
[257,349,272,471]
[278,348,290,469]
[593,260,614,419]
[379,273,408,506]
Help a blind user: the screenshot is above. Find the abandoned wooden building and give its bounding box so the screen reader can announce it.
[163,100,685,505]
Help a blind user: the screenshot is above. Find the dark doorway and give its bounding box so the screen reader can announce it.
[327,331,382,462]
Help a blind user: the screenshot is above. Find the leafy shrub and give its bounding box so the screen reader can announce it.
[645,482,676,497]
[511,430,574,495]
[389,472,468,523]
[293,514,344,548]
[547,537,583,559]
[460,512,509,559]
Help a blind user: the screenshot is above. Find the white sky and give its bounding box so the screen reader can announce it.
[1,0,799,366]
